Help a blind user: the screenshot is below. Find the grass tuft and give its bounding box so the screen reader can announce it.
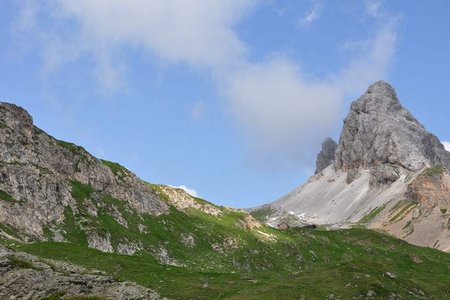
[423,165,446,177]
[359,204,387,224]
[0,189,16,203]
[7,256,35,269]
[71,181,95,202]
[100,159,129,180]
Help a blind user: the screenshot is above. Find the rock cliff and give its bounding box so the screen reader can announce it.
[266,81,450,251]
[335,81,450,179]
[0,102,168,242]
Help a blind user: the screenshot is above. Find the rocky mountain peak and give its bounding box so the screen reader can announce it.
[334,81,450,174]
[349,81,405,118]
[366,80,398,99]
[315,137,337,174]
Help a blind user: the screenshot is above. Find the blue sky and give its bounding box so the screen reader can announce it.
[0,1,450,208]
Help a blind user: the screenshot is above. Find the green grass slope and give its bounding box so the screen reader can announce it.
[10,228,450,299]
[3,186,449,300]
[1,157,450,299]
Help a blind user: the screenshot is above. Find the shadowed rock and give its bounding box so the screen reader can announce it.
[315,137,337,174]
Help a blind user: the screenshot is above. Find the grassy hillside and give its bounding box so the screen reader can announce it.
[5,202,450,299]
[9,228,450,299]
[1,156,450,299]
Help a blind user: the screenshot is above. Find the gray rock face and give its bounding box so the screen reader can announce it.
[334,81,450,177]
[315,138,337,174]
[0,244,161,299]
[269,81,450,251]
[0,102,168,241]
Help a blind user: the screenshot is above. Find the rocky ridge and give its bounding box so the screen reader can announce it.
[0,102,276,298]
[261,81,450,251]
[0,102,168,242]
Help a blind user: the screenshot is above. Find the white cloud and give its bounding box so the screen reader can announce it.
[297,2,322,29]
[47,1,255,69]
[334,18,398,93]
[442,141,450,152]
[15,1,398,168]
[226,58,342,165]
[226,10,397,167]
[365,0,382,18]
[15,0,258,90]
[170,185,198,197]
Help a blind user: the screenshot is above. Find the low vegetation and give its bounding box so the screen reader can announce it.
[17,228,450,299]
[358,204,387,224]
[423,165,446,177]
[149,183,171,202]
[0,189,16,203]
[249,205,278,222]
[3,156,450,299]
[100,159,129,180]
[43,295,106,300]
[56,139,87,156]
[71,181,95,202]
[389,201,417,223]
[7,255,35,269]
[9,180,450,299]
[1,167,448,299]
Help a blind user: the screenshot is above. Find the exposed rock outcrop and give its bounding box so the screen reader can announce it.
[0,244,160,299]
[269,81,450,251]
[377,166,450,252]
[159,185,222,216]
[335,81,450,177]
[0,102,168,241]
[315,138,337,174]
[243,215,261,230]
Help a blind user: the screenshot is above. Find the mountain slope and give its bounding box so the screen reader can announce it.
[263,81,450,251]
[1,100,450,299]
[0,102,168,243]
[12,228,450,299]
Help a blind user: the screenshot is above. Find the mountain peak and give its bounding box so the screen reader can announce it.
[349,81,403,118]
[335,82,450,175]
[366,80,398,99]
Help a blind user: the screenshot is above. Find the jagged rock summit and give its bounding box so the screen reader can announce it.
[262,81,450,252]
[335,81,450,175]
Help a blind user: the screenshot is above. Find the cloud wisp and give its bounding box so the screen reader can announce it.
[16,0,257,90]
[226,58,342,166]
[14,0,399,169]
[442,141,450,152]
[296,1,322,29]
